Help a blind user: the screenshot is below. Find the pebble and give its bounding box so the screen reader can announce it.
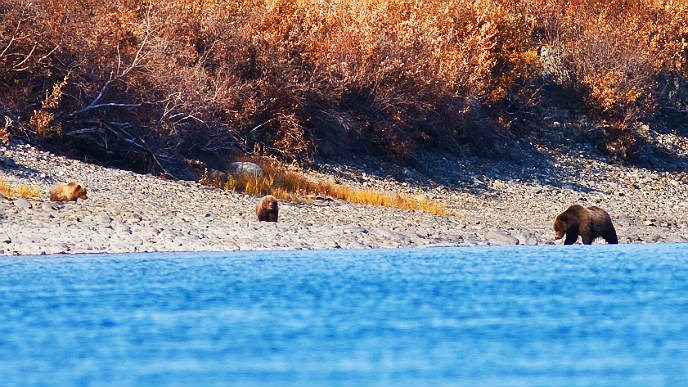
[2,138,688,256]
[96,212,113,226]
[13,199,32,210]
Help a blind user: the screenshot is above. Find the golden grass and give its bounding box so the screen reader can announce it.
[201,161,448,215]
[0,177,42,199]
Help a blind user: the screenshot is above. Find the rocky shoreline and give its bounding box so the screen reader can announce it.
[2,136,688,256]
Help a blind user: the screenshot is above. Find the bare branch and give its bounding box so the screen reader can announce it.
[119,0,154,78]
[71,1,156,118]
[105,121,178,179]
[167,113,208,125]
[0,19,22,58]
[37,44,60,64]
[12,43,36,70]
[247,118,278,136]
[69,102,142,117]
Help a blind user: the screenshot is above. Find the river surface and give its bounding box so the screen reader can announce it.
[1,244,688,386]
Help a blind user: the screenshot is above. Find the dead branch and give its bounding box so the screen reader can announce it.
[37,44,60,64]
[69,1,155,118]
[69,101,142,117]
[12,43,36,71]
[105,121,177,178]
[0,19,21,59]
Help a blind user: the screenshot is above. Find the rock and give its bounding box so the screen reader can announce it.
[371,228,409,243]
[0,156,16,168]
[664,235,688,243]
[485,230,519,246]
[344,227,368,234]
[0,232,10,243]
[228,162,262,178]
[13,199,32,210]
[4,125,688,256]
[514,231,539,246]
[96,212,112,226]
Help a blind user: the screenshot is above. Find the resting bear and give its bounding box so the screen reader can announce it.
[553,204,618,245]
[49,181,88,202]
[256,195,278,222]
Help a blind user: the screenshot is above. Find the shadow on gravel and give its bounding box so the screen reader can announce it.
[316,119,688,197]
[0,159,43,182]
[618,132,688,173]
[314,144,603,196]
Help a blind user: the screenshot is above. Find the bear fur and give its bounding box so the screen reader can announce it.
[256,195,278,222]
[553,204,618,245]
[49,182,88,202]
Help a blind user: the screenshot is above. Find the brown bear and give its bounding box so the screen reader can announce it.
[49,181,88,202]
[553,204,618,245]
[256,195,278,222]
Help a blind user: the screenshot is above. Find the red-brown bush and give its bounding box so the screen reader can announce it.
[1,0,686,173]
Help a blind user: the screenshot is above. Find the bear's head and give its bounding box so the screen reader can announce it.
[263,196,277,211]
[553,213,568,240]
[67,182,88,200]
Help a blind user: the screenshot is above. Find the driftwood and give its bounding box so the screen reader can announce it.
[65,121,178,178]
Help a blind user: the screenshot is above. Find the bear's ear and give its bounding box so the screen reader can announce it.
[557,214,567,222]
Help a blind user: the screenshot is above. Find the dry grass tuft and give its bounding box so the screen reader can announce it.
[202,160,448,215]
[0,178,42,199]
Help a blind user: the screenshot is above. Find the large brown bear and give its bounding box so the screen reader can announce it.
[553,204,618,245]
[49,181,88,202]
[256,195,278,222]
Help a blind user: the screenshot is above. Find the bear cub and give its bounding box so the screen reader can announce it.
[256,195,278,222]
[553,204,618,245]
[50,181,88,202]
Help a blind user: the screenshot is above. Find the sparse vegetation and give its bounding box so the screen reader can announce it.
[201,159,448,215]
[0,0,686,171]
[0,178,41,199]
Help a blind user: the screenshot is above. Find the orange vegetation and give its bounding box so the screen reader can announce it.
[0,0,686,168]
[201,160,448,215]
[0,178,41,199]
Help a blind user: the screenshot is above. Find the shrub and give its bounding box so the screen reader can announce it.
[0,0,686,169]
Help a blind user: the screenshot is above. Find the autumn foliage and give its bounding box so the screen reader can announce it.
[1,0,687,174]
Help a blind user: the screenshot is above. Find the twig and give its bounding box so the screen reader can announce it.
[69,0,155,118]
[12,43,36,70]
[37,44,59,64]
[0,19,21,58]
[247,118,278,136]
[69,101,142,117]
[105,122,178,179]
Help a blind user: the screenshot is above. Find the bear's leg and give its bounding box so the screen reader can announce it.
[603,230,618,244]
[564,231,579,245]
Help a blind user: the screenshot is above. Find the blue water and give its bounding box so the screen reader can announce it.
[1,245,688,387]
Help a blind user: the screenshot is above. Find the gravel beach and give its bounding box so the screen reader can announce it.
[2,134,688,256]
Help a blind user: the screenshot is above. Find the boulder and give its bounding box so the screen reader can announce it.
[13,198,32,210]
[514,231,539,246]
[228,162,263,178]
[485,230,519,246]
